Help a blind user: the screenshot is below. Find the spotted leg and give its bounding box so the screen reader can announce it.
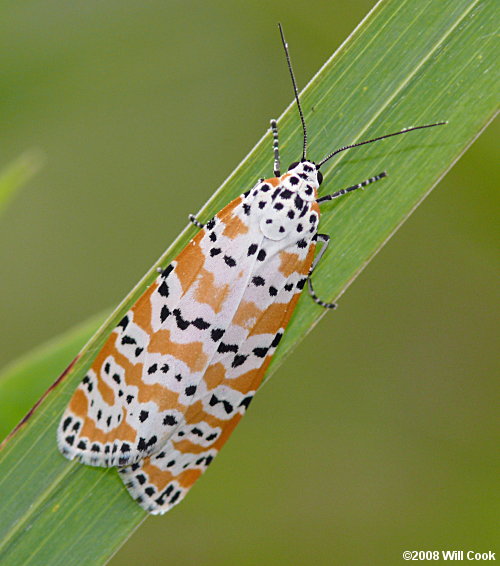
[188,214,205,229]
[316,171,386,204]
[310,171,387,307]
[307,234,336,309]
[270,119,281,177]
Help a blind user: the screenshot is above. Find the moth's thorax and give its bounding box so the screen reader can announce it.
[248,161,320,242]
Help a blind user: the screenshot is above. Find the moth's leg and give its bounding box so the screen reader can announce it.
[311,172,387,307]
[307,233,336,310]
[188,214,205,229]
[317,171,386,204]
[270,119,281,177]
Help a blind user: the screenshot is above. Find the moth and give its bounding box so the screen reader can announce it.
[58,24,444,514]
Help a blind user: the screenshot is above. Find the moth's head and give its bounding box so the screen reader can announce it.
[285,160,323,191]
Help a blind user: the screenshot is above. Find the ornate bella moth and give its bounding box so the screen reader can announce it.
[57,24,445,515]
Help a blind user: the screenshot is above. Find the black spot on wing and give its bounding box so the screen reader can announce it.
[137,436,157,451]
[163,414,178,426]
[247,243,257,256]
[239,396,253,410]
[232,354,247,368]
[160,305,170,324]
[252,276,265,287]
[62,417,72,432]
[272,332,283,348]
[297,278,307,290]
[218,342,238,354]
[253,347,268,358]
[118,315,129,330]
[160,264,174,279]
[224,255,237,267]
[192,317,210,330]
[173,309,190,330]
[211,328,225,342]
[158,280,169,297]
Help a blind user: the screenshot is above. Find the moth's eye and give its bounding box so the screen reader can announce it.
[287,161,300,171]
[317,171,323,185]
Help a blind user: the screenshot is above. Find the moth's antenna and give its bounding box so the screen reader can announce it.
[278,23,308,161]
[317,122,447,169]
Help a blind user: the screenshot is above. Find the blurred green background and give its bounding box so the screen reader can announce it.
[1,1,497,565]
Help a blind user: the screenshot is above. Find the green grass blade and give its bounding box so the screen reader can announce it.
[0,312,106,442]
[0,151,43,216]
[0,0,497,564]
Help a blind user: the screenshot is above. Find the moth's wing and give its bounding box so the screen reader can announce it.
[57,273,172,467]
[119,229,317,514]
[57,195,256,468]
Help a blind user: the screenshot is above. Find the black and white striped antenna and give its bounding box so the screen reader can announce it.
[317,122,447,169]
[279,23,308,162]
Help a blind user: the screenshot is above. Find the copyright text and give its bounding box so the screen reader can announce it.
[402,550,496,561]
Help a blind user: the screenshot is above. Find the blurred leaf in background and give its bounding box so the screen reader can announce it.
[0,0,498,565]
[0,312,105,440]
[0,151,42,216]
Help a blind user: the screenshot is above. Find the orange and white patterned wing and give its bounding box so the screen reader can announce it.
[58,164,321,515]
[118,181,320,513]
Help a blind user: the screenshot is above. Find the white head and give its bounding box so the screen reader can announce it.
[284,160,323,200]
